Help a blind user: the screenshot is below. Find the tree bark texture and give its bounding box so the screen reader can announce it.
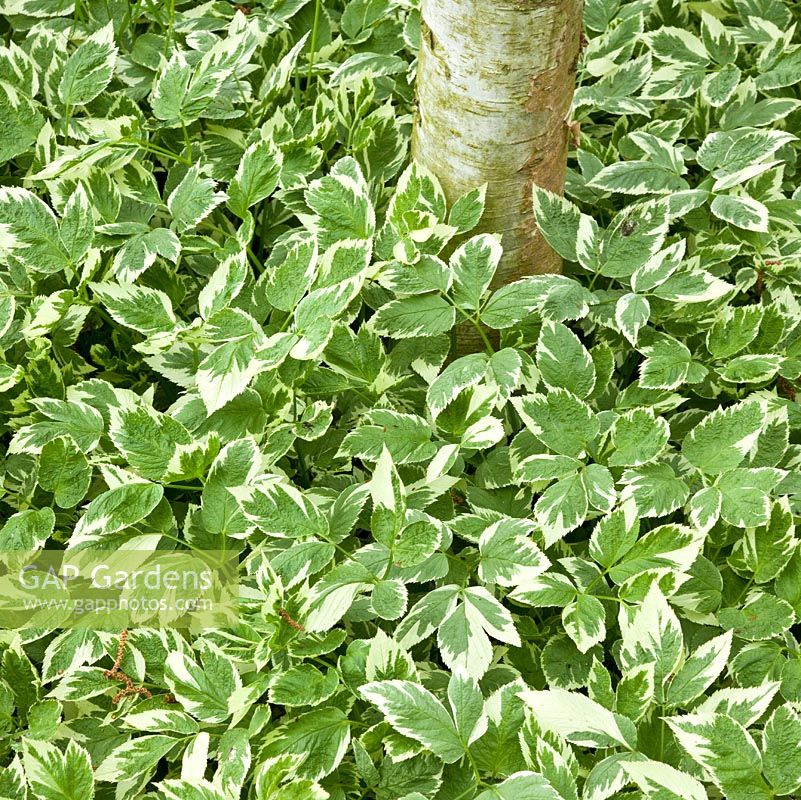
[413,0,583,289]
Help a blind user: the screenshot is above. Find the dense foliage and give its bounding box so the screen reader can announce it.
[1,0,801,798]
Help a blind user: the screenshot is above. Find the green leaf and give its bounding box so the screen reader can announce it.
[512,390,599,459]
[733,499,795,583]
[59,184,93,265]
[0,80,43,166]
[587,466,621,513]
[589,161,689,195]
[0,755,25,800]
[0,507,54,549]
[302,562,372,632]
[427,354,489,420]
[165,646,241,724]
[666,631,732,707]
[719,354,782,384]
[532,186,598,266]
[701,12,737,64]
[755,46,801,90]
[449,234,502,311]
[0,187,70,273]
[360,680,465,763]
[648,26,708,65]
[331,52,407,84]
[38,436,91,508]
[631,241,684,293]
[438,587,520,680]
[448,184,487,233]
[109,403,213,482]
[620,758,707,800]
[616,663,654,722]
[371,578,408,620]
[70,481,163,548]
[396,585,461,648]
[90,281,177,335]
[370,294,456,339]
[197,313,284,414]
[620,463,690,517]
[701,64,740,107]
[609,408,670,467]
[710,194,769,232]
[268,665,338,707]
[340,410,436,464]
[123,709,199,735]
[23,740,94,800]
[150,18,258,125]
[534,472,589,544]
[58,22,117,106]
[706,306,763,358]
[682,400,765,475]
[370,445,406,546]
[667,713,772,800]
[615,293,650,345]
[305,156,375,250]
[475,772,562,800]
[599,200,669,278]
[168,165,226,234]
[263,237,318,312]
[762,705,801,796]
[198,250,248,321]
[26,699,61,740]
[609,524,702,584]
[513,452,582,482]
[719,592,794,640]
[157,779,228,800]
[394,518,442,568]
[227,139,283,220]
[589,503,639,568]
[639,336,693,390]
[563,594,606,653]
[95,735,179,783]
[112,227,180,282]
[537,321,596,398]
[447,673,487,745]
[716,467,781,528]
[478,518,550,587]
[214,728,250,799]
[687,486,722,532]
[519,688,636,749]
[237,476,328,540]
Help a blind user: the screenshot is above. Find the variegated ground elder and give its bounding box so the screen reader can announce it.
[1,1,801,799]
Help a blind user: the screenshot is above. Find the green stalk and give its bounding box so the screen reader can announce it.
[181,121,193,161]
[63,104,72,145]
[121,137,191,165]
[163,0,176,57]
[304,0,322,103]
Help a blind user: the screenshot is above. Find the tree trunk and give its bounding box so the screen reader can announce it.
[413,0,582,348]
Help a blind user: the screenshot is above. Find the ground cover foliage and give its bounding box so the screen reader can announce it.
[0,0,801,798]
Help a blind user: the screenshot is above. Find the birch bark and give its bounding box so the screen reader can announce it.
[413,0,582,289]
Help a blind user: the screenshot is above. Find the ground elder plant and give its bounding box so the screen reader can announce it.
[0,0,800,799]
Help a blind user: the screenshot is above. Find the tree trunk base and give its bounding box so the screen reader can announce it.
[413,0,582,301]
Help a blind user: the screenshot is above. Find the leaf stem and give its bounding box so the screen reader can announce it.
[121,137,191,165]
[470,314,495,355]
[293,395,311,488]
[440,291,496,354]
[63,104,72,145]
[181,121,193,162]
[163,0,176,57]
[304,0,322,103]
